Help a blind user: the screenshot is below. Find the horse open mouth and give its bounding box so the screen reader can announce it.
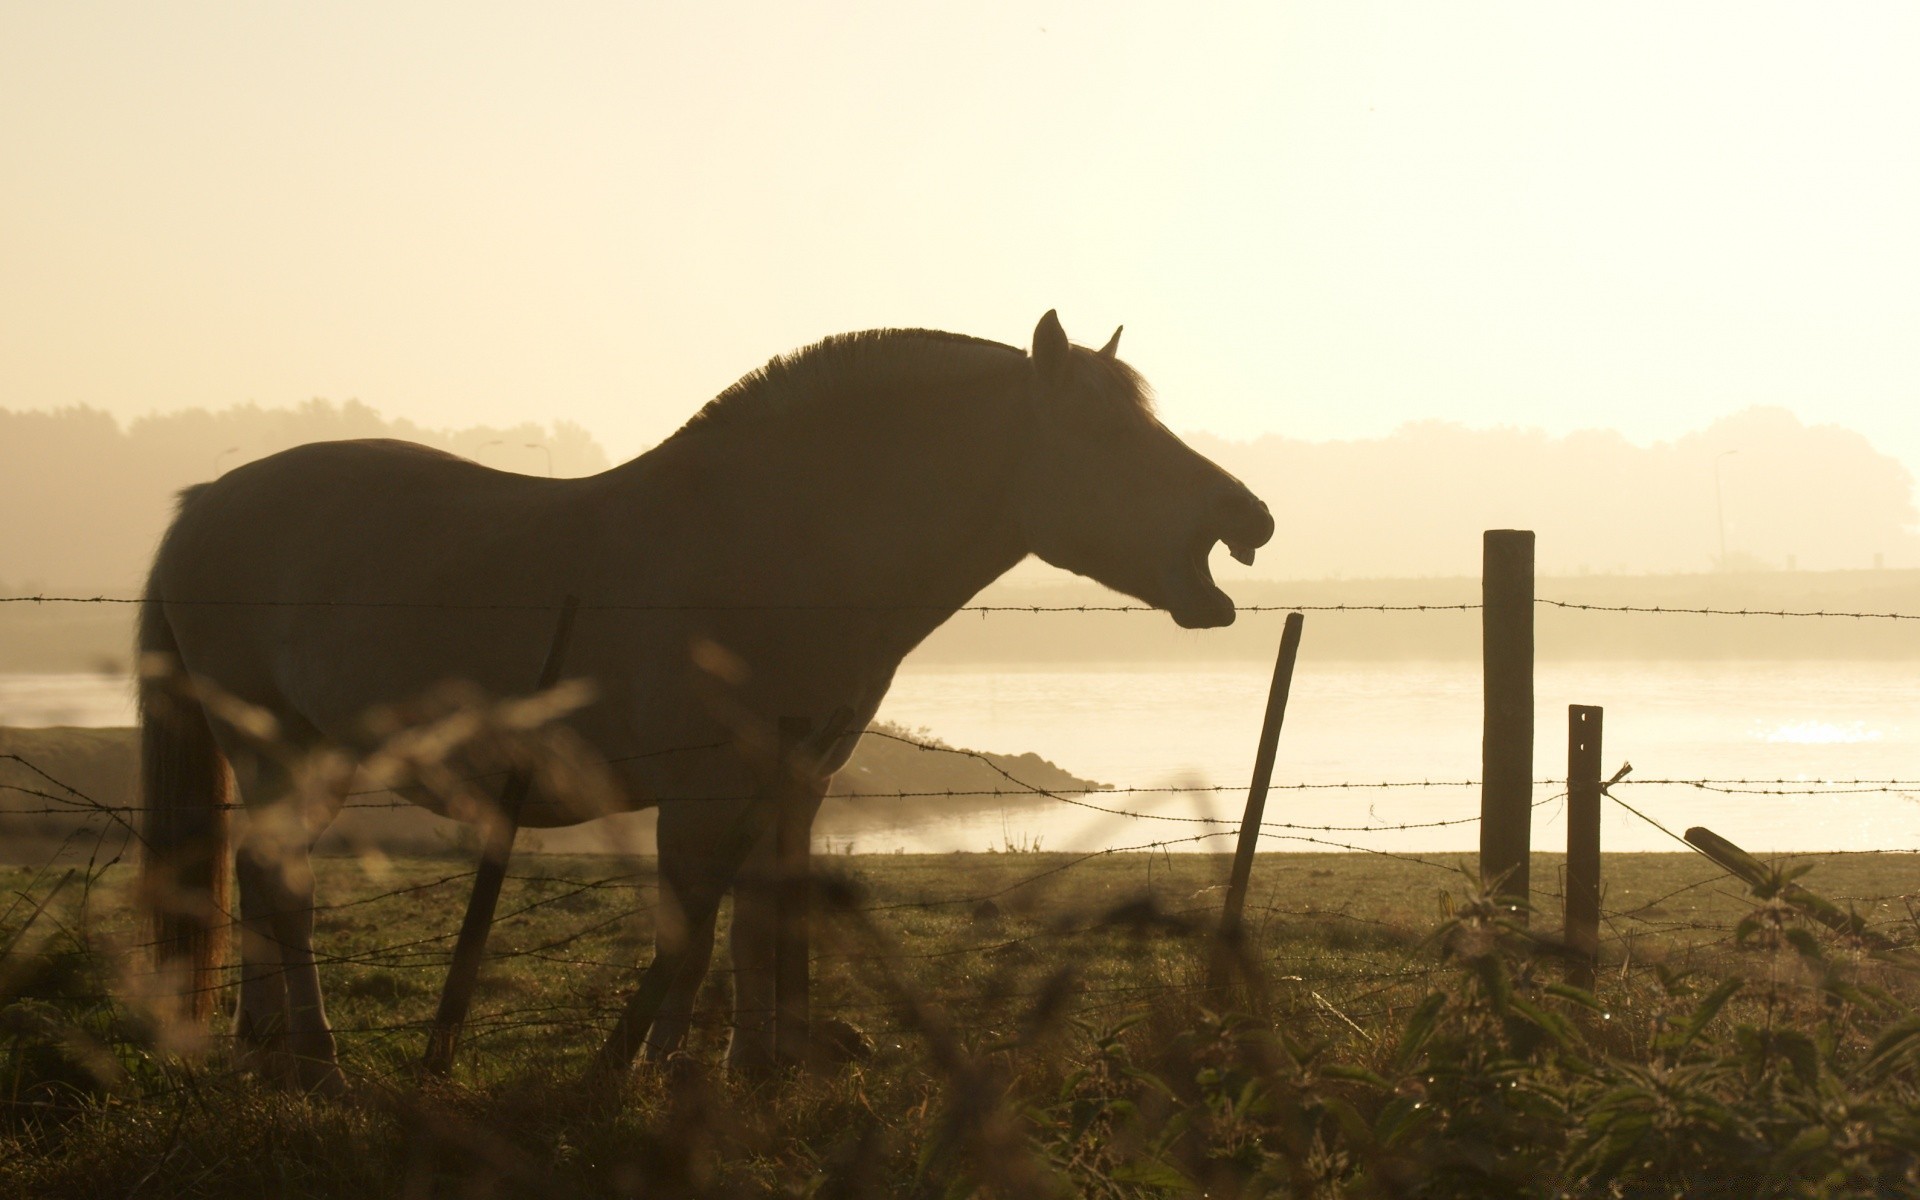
[1166,492,1274,629]
[1168,529,1265,629]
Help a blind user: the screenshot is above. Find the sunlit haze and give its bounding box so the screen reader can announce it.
[5,3,1920,475]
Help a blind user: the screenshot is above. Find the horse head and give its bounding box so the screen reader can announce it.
[1015,310,1273,629]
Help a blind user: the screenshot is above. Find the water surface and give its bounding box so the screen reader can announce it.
[5,661,1915,854]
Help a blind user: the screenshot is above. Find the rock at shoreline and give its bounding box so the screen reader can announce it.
[0,723,1105,861]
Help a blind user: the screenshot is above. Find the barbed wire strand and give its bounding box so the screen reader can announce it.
[13,590,1920,621]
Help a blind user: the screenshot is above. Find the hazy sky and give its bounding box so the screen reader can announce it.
[5,3,1919,475]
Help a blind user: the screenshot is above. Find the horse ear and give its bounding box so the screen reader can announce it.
[1098,326,1123,358]
[1031,310,1070,381]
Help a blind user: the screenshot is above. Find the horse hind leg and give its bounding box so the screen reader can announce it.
[231,847,289,1077]
[228,747,347,1095]
[640,804,736,1063]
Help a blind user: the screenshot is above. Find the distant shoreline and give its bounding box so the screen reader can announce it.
[0,722,1108,863]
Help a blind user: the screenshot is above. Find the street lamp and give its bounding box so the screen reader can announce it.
[525,442,552,476]
[213,446,241,476]
[1714,449,1739,571]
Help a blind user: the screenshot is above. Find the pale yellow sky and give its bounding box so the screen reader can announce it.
[4,3,1919,474]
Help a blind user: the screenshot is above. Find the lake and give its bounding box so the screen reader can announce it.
[4,660,1916,855]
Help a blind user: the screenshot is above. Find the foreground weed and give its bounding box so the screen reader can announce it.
[5,855,1920,1197]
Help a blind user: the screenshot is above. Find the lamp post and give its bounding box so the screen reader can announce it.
[525,442,552,476]
[1713,449,1739,571]
[213,446,241,476]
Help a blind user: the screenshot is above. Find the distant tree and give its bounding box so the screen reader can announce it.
[0,400,614,591]
[1187,406,1920,578]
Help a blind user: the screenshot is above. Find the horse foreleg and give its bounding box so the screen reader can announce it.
[725,824,780,1074]
[641,805,730,1062]
[727,780,825,1075]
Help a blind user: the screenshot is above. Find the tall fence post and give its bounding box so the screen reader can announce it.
[424,594,581,1076]
[1565,705,1602,989]
[1214,611,1305,989]
[1481,529,1534,914]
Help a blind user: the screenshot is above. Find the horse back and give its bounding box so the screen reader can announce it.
[145,439,607,743]
[156,438,556,584]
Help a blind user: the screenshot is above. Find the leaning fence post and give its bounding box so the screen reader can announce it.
[1213,611,1305,989]
[1481,529,1535,914]
[1565,705,1602,989]
[1683,825,1913,960]
[423,595,581,1076]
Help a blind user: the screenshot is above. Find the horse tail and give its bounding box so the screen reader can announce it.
[137,496,232,1026]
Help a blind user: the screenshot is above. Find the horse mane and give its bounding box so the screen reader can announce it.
[668,327,1152,441]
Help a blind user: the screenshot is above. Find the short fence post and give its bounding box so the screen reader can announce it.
[773,715,813,1068]
[1213,611,1305,990]
[1565,705,1602,989]
[1481,530,1535,914]
[425,595,581,1076]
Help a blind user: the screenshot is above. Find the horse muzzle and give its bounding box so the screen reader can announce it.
[1166,488,1274,629]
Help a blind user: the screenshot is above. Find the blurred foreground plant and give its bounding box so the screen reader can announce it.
[5,831,1920,1197]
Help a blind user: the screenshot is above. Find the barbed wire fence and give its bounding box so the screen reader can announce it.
[4,588,1920,1092]
[12,590,1920,619]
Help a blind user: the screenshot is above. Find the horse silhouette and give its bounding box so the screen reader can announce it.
[138,311,1273,1089]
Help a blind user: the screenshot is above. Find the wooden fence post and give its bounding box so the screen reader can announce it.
[425,595,581,1076]
[1481,530,1535,914]
[1214,611,1305,988]
[1565,705,1602,989]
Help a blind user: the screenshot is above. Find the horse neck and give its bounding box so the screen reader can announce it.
[608,373,1031,650]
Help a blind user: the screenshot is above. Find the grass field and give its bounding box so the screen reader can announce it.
[4,848,1919,1197]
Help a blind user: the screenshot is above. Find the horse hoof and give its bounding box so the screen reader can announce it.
[230,1042,280,1079]
[724,1041,780,1080]
[811,1018,873,1065]
[726,1020,874,1076]
[296,1059,349,1099]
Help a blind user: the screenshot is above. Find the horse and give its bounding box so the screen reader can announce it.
[138,311,1274,1090]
